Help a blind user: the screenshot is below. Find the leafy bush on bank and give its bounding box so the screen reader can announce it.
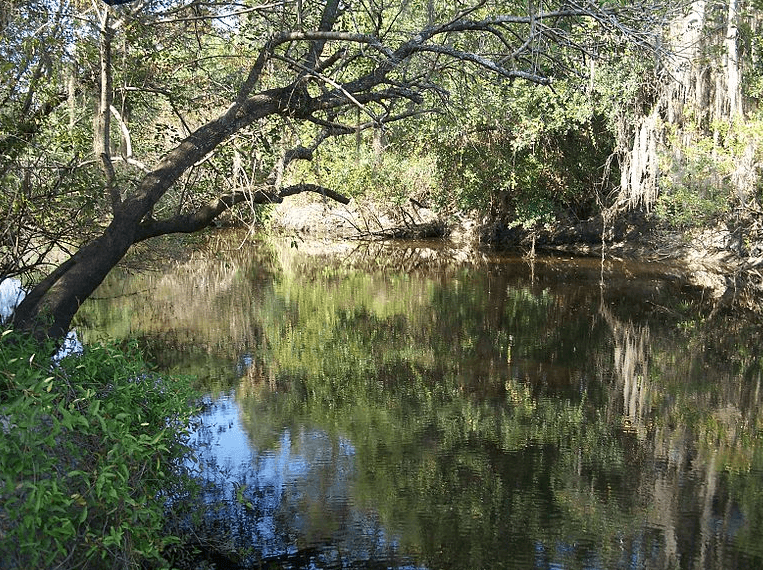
[0,329,201,569]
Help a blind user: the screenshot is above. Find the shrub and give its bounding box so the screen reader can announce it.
[288,136,438,206]
[0,329,201,569]
[655,124,735,229]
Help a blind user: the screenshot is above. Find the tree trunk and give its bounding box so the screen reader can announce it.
[11,88,287,341]
[11,217,137,341]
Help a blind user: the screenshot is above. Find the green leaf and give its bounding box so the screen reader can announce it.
[150,429,166,446]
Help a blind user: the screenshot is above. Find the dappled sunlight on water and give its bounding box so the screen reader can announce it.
[80,231,763,569]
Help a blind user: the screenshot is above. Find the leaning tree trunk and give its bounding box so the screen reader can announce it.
[11,88,286,341]
[11,216,139,341]
[8,0,674,341]
[9,0,347,343]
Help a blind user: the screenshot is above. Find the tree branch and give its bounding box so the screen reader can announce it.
[134,188,277,241]
[279,183,350,204]
[234,30,392,110]
[302,0,341,72]
[96,11,122,212]
[134,183,349,242]
[417,44,551,84]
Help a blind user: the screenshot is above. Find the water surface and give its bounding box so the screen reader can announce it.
[79,232,763,569]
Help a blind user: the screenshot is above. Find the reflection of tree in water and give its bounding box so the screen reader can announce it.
[600,297,763,570]
[600,300,651,435]
[232,255,738,569]
[80,233,763,568]
[78,236,282,386]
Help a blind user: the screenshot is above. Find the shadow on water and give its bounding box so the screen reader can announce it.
[78,230,763,569]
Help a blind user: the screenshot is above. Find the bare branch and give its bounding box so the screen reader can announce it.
[267,132,329,187]
[417,45,551,84]
[302,0,341,71]
[96,12,122,212]
[275,53,381,123]
[235,30,393,108]
[134,188,277,241]
[303,108,437,135]
[279,183,350,204]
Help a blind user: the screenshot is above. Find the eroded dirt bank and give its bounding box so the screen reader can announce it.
[268,195,763,316]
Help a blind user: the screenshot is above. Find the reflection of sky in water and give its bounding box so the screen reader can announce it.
[184,390,750,570]
[188,391,424,568]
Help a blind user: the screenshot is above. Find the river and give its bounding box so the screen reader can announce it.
[78,231,763,570]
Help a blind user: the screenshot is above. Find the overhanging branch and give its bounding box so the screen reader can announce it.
[280,183,350,204]
[416,45,551,84]
[134,184,349,242]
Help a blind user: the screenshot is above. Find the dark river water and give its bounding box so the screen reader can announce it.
[79,232,763,570]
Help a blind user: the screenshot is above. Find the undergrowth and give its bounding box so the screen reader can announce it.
[0,328,202,569]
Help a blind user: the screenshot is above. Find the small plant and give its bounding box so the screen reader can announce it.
[0,329,201,569]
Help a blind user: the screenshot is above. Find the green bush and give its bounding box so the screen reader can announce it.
[654,183,731,229]
[425,80,616,225]
[289,135,438,206]
[0,329,201,569]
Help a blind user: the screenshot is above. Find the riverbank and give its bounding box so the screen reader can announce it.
[267,194,762,314]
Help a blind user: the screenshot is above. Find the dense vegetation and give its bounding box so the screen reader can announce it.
[0,329,201,569]
[2,1,763,566]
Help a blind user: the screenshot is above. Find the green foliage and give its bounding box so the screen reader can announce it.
[654,183,730,230]
[425,80,616,225]
[0,0,108,279]
[0,329,201,570]
[653,119,756,229]
[290,135,438,206]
